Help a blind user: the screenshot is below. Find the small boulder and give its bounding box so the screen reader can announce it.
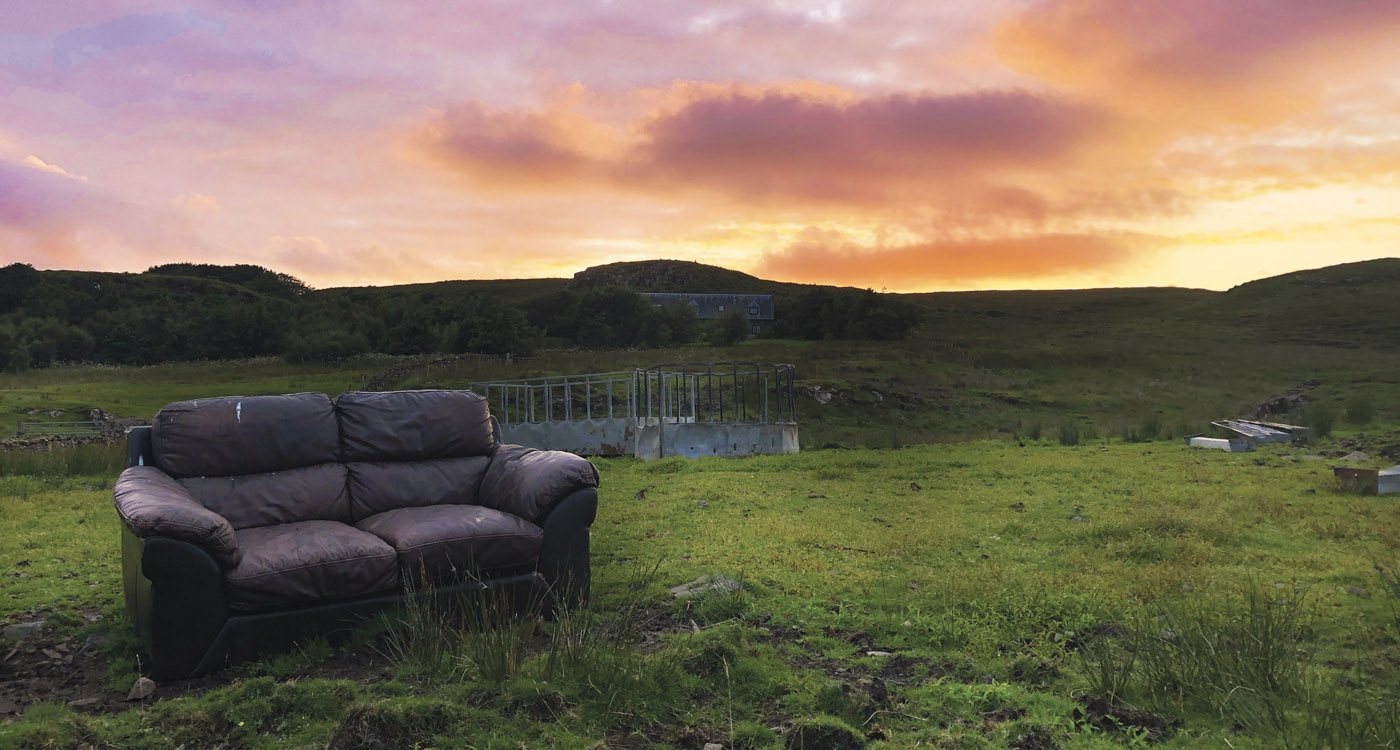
[2,621,45,640]
[126,676,156,701]
[1343,451,1369,462]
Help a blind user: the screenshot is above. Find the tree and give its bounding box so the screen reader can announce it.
[707,309,750,346]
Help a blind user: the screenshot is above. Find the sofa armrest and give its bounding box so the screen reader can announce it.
[114,466,242,567]
[538,488,598,609]
[480,444,600,524]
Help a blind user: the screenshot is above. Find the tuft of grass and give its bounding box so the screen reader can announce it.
[1077,633,1136,704]
[1056,420,1081,446]
[1137,584,1312,716]
[0,443,125,477]
[374,576,464,683]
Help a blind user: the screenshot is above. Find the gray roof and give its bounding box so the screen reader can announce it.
[641,293,774,320]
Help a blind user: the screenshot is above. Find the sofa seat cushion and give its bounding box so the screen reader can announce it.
[356,505,542,583]
[227,521,398,613]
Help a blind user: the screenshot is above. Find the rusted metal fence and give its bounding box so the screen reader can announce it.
[634,362,796,424]
[470,370,637,425]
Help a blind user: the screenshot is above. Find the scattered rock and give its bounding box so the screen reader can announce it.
[1303,455,1322,461]
[1009,502,1025,512]
[67,697,100,708]
[81,632,113,652]
[865,651,892,657]
[1254,381,1320,419]
[1343,451,1369,462]
[909,482,922,491]
[1179,583,1194,593]
[704,744,725,750]
[1159,630,1180,642]
[1348,586,1368,597]
[696,500,709,509]
[1070,515,1085,523]
[2,621,45,640]
[125,676,156,701]
[669,575,743,598]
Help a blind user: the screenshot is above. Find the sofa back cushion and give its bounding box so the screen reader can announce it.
[335,390,495,462]
[153,393,340,478]
[346,457,491,521]
[179,463,351,529]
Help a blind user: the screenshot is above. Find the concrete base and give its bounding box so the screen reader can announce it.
[635,422,798,460]
[1185,435,1255,452]
[498,418,800,460]
[499,418,636,457]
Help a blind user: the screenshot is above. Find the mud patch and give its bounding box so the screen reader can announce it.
[1073,697,1178,743]
[1009,725,1060,750]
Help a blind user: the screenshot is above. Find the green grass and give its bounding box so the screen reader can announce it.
[3,438,1399,748]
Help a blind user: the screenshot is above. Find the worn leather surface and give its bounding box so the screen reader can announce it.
[345,456,490,521]
[479,444,600,524]
[153,393,340,478]
[226,521,398,612]
[114,466,241,567]
[179,463,350,529]
[356,505,542,583]
[335,390,495,462]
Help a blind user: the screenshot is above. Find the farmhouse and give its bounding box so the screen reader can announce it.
[640,292,774,336]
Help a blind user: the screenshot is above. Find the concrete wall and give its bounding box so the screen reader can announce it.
[499,418,636,457]
[501,418,799,460]
[635,422,798,460]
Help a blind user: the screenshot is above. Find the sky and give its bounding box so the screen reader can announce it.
[1,1,1398,292]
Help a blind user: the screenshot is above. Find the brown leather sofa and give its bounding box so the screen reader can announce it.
[114,389,599,679]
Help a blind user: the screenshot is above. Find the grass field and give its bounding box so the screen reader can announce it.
[3,262,1400,747]
[3,435,1399,748]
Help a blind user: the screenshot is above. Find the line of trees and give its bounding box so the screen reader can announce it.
[0,263,924,371]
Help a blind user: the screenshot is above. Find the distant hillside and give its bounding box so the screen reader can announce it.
[1,257,1398,371]
[1197,258,1400,348]
[568,259,801,294]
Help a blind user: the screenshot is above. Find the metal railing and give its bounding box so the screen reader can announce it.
[634,362,796,425]
[470,371,636,425]
[16,420,102,437]
[471,362,797,427]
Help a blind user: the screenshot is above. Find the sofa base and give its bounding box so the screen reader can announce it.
[189,571,547,677]
[125,497,595,680]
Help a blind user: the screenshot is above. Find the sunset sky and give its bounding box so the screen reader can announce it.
[1,1,1398,292]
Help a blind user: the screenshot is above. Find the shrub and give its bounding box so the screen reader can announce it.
[1305,403,1335,438]
[1345,396,1375,426]
[1057,420,1081,446]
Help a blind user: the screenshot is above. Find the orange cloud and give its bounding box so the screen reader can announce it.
[758,231,1143,289]
[995,0,1400,131]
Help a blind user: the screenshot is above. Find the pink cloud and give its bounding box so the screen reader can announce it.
[418,86,1111,206]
